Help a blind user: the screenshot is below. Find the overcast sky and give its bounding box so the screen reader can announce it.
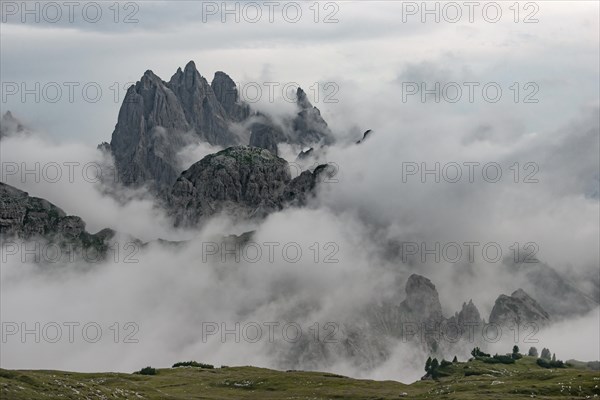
[1,1,598,144]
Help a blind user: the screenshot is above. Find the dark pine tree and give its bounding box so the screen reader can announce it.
[541,348,551,360]
[528,347,538,357]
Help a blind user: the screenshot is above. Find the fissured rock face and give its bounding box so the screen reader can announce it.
[169,146,332,226]
[0,182,114,253]
[109,62,335,192]
[400,274,444,323]
[489,288,550,327]
[0,111,27,139]
[110,62,240,191]
[211,71,250,122]
[110,69,190,190]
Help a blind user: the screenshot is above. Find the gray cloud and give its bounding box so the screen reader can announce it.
[0,0,598,384]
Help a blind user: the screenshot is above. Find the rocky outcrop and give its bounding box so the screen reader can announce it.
[297,147,314,160]
[505,260,599,318]
[248,114,286,156]
[211,71,250,122]
[489,289,550,327]
[109,62,244,191]
[108,62,335,191]
[368,274,445,344]
[169,146,332,226]
[97,142,111,153]
[451,299,482,326]
[169,146,290,226]
[246,88,335,155]
[447,299,484,342]
[291,88,334,146]
[0,111,26,139]
[0,182,114,257]
[356,129,372,144]
[109,69,191,190]
[168,61,239,146]
[280,164,336,208]
[400,274,444,324]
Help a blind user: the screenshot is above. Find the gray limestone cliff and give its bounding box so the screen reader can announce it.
[108,62,335,192]
[0,182,115,258]
[0,111,26,139]
[168,146,332,226]
[489,288,550,327]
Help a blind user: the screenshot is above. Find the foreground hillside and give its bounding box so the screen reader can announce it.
[1,357,599,399]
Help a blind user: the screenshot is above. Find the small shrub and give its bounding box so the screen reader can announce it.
[440,359,452,368]
[471,347,490,358]
[480,354,515,364]
[493,354,516,364]
[172,361,214,369]
[138,367,157,375]
[537,358,565,369]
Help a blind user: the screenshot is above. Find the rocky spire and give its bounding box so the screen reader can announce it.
[296,87,312,109]
[399,274,444,323]
[292,87,334,146]
[489,288,550,327]
[109,62,248,191]
[249,113,286,155]
[0,110,26,139]
[211,71,250,122]
[109,68,190,190]
[167,61,238,146]
[108,62,335,190]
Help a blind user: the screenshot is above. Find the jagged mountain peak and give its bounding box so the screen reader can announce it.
[457,299,481,322]
[489,288,550,327]
[405,274,437,294]
[141,69,163,83]
[169,61,205,87]
[213,70,234,81]
[512,288,530,299]
[184,60,198,72]
[296,87,312,109]
[108,62,333,190]
[1,110,27,139]
[399,274,443,324]
[211,70,249,122]
[211,71,237,97]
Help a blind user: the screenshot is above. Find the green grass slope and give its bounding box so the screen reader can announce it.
[1,357,599,399]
